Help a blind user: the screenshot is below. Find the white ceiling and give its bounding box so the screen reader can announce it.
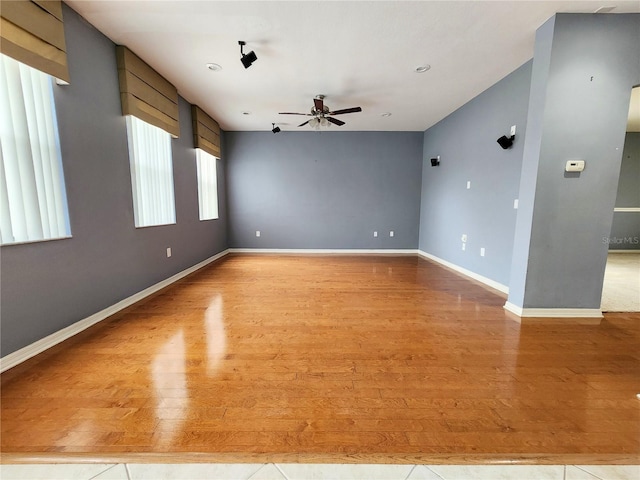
[65,0,640,132]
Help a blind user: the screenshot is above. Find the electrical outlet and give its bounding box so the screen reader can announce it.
[514,199,519,209]
[461,234,467,242]
[510,125,516,136]
[166,247,172,258]
[466,181,471,189]
[480,247,485,257]
[390,231,394,237]
[462,243,466,251]
[373,231,378,237]
[256,230,261,237]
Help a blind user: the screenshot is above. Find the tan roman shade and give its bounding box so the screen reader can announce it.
[0,0,70,82]
[116,45,179,137]
[192,105,221,157]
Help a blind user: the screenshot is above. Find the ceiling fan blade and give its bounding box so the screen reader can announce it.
[326,116,345,126]
[279,112,311,116]
[298,120,310,127]
[329,107,362,115]
[314,97,324,112]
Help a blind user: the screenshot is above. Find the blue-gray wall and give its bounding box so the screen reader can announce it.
[609,132,640,250]
[418,61,533,287]
[508,13,640,309]
[226,131,423,249]
[0,5,228,356]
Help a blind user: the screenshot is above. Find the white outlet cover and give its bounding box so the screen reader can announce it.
[514,199,519,209]
[166,247,172,257]
[374,231,378,237]
[256,231,261,237]
[462,243,466,251]
[510,125,516,136]
[466,181,471,189]
[461,234,467,242]
[390,231,394,237]
[480,247,485,257]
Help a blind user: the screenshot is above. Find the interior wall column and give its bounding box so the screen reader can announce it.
[506,13,640,317]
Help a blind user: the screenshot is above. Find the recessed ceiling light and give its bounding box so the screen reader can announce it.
[381,112,392,117]
[415,65,431,73]
[206,63,222,71]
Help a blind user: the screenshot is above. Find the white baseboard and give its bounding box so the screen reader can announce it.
[504,301,603,318]
[0,249,230,373]
[416,250,509,294]
[229,248,419,255]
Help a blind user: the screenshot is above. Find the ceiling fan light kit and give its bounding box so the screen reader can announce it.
[279,94,362,130]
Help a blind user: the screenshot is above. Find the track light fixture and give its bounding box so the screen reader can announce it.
[271,123,281,134]
[239,41,257,69]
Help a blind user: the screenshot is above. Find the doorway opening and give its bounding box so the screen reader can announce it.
[601,85,640,312]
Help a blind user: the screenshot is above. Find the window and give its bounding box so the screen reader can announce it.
[196,148,219,221]
[126,115,176,227]
[0,54,70,245]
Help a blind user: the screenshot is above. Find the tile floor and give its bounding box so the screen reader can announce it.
[0,463,639,480]
[601,252,640,312]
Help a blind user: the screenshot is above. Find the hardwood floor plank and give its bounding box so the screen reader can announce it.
[1,254,638,464]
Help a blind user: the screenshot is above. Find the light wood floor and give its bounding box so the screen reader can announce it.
[1,254,639,464]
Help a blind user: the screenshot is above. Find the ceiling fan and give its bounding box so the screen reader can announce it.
[279,95,362,128]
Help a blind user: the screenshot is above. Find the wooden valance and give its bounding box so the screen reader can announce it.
[192,105,221,157]
[0,0,70,82]
[116,45,179,137]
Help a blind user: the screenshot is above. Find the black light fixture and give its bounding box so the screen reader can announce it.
[430,156,440,167]
[239,41,257,69]
[497,134,515,149]
[271,123,281,134]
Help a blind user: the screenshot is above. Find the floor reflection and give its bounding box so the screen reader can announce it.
[204,295,226,377]
[149,295,226,447]
[151,329,187,447]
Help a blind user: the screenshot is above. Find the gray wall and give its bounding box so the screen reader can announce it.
[508,13,640,309]
[226,131,423,249]
[0,5,228,356]
[609,132,640,250]
[418,61,533,287]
